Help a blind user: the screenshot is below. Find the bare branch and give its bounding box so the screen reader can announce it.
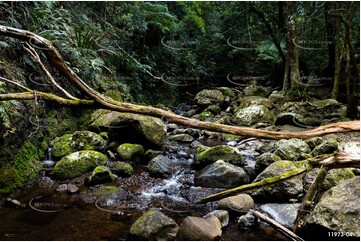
[0,76,32,92]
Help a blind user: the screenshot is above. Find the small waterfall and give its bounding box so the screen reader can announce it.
[42,147,55,168]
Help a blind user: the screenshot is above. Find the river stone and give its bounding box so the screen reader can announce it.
[238,211,257,227]
[218,194,254,214]
[259,203,301,228]
[250,161,308,202]
[52,150,108,180]
[205,104,222,115]
[195,145,244,167]
[255,152,282,175]
[130,209,179,240]
[195,89,224,107]
[67,183,79,194]
[148,155,175,177]
[71,131,107,152]
[117,143,145,163]
[91,110,166,147]
[243,85,272,97]
[85,166,116,186]
[239,96,273,109]
[310,139,338,156]
[231,104,276,127]
[204,210,229,228]
[217,87,236,99]
[304,168,354,191]
[303,176,360,239]
[274,138,311,161]
[168,134,194,143]
[109,161,133,176]
[176,215,222,241]
[195,160,250,188]
[305,137,324,150]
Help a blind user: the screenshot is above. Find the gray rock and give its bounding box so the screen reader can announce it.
[168,134,194,143]
[304,168,354,191]
[239,96,273,109]
[305,137,324,150]
[204,210,229,228]
[67,183,79,194]
[130,210,179,240]
[176,215,222,241]
[218,194,254,214]
[231,105,276,127]
[243,85,272,97]
[238,212,257,227]
[205,105,222,115]
[195,160,250,188]
[259,203,301,228]
[56,184,68,192]
[310,139,338,156]
[148,155,175,176]
[274,138,311,161]
[91,110,166,147]
[195,89,224,107]
[195,145,244,167]
[255,152,281,175]
[250,161,307,202]
[304,176,360,238]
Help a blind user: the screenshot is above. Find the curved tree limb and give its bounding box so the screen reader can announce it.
[0,24,359,140]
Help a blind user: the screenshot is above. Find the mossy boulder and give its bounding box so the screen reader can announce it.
[303,177,360,239]
[109,161,133,177]
[255,152,282,175]
[52,150,108,180]
[196,111,214,121]
[205,105,222,115]
[231,105,276,127]
[195,145,244,167]
[217,87,236,99]
[239,96,273,109]
[117,143,145,163]
[218,194,254,214]
[91,110,166,147]
[250,161,310,202]
[93,185,120,197]
[130,209,179,240]
[195,160,250,188]
[305,137,324,150]
[86,166,116,186]
[0,140,46,197]
[274,139,311,161]
[52,131,107,159]
[195,89,224,107]
[52,134,74,158]
[168,134,194,143]
[310,139,338,156]
[243,85,272,97]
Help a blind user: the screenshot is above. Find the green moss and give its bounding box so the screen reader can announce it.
[86,165,115,185]
[52,134,74,158]
[199,111,214,121]
[0,140,45,197]
[117,143,145,162]
[196,145,244,166]
[112,161,134,176]
[93,185,120,197]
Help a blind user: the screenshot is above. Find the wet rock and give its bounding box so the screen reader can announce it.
[176,215,222,241]
[310,139,338,156]
[92,185,120,198]
[130,209,179,241]
[91,110,166,147]
[250,161,308,202]
[52,134,74,158]
[109,161,133,177]
[144,149,164,160]
[117,143,145,163]
[56,184,68,192]
[195,145,244,167]
[195,160,250,188]
[238,212,257,228]
[67,183,79,194]
[259,203,300,228]
[243,85,272,97]
[303,176,360,239]
[168,134,194,143]
[204,210,229,228]
[218,194,254,214]
[166,123,178,131]
[52,150,108,180]
[71,131,107,152]
[274,138,311,161]
[304,168,354,191]
[255,152,281,175]
[195,89,224,107]
[85,166,116,186]
[148,155,174,177]
[231,105,276,127]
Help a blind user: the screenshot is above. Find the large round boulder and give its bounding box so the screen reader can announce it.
[195,160,250,188]
[117,143,145,163]
[231,105,276,127]
[255,152,282,175]
[218,194,254,214]
[71,131,107,152]
[176,216,222,241]
[195,145,244,167]
[239,96,273,109]
[52,134,74,159]
[148,155,175,177]
[310,139,338,156]
[52,150,108,180]
[130,210,179,241]
[303,176,360,239]
[274,138,311,161]
[91,110,166,147]
[195,89,224,107]
[250,160,309,202]
[259,203,300,228]
[85,166,115,186]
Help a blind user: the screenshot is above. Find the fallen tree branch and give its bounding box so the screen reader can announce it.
[196,168,308,204]
[250,209,304,241]
[0,24,359,140]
